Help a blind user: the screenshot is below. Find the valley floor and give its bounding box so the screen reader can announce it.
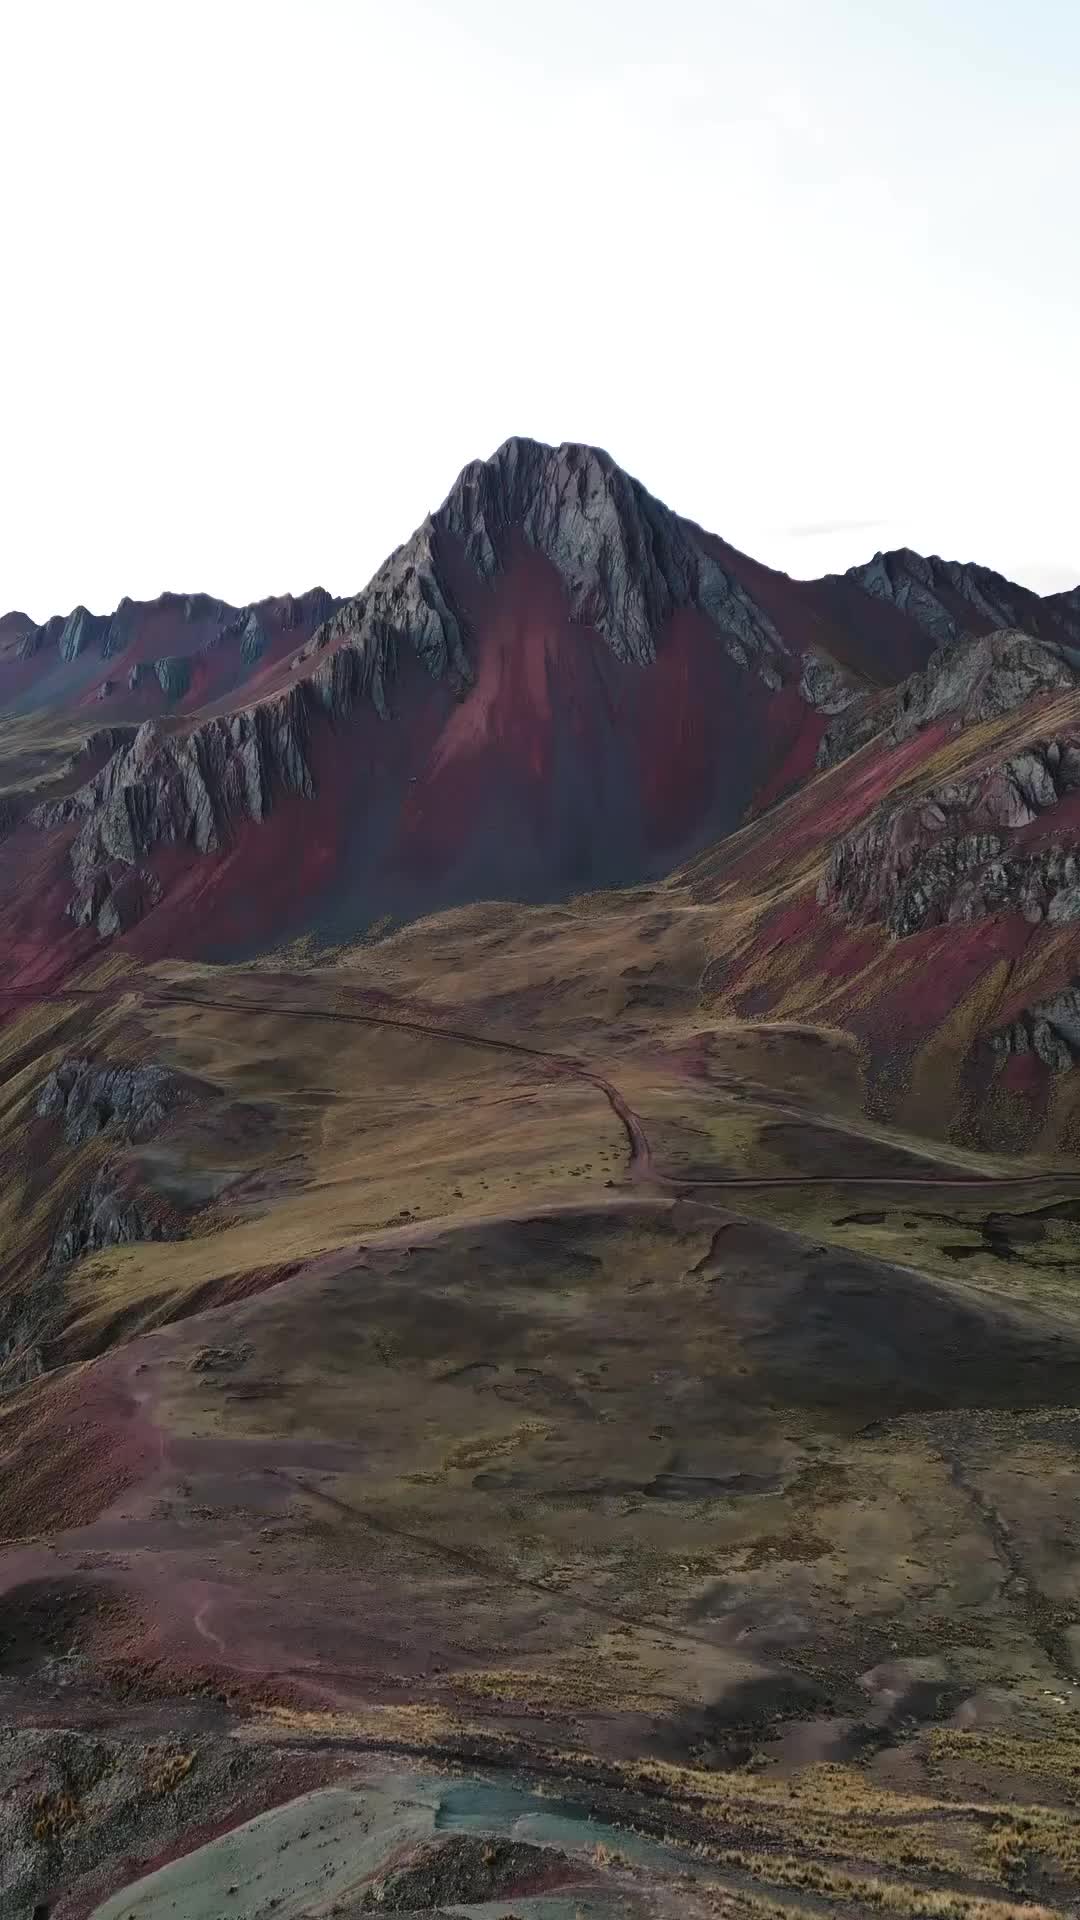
[4,886,1080,1917]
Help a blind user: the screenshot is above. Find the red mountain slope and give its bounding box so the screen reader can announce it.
[690,631,1080,1153]
[1,437,1078,987]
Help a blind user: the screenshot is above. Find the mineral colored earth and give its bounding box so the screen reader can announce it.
[5,442,1080,1917]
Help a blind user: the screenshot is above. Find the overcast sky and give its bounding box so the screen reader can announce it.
[2,0,1077,620]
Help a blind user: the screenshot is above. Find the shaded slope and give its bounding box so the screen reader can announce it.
[0,587,337,721]
[5,895,1080,1910]
[6,439,1079,974]
[691,635,1080,1153]
[839,547,1080,654]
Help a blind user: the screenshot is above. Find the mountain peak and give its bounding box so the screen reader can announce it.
[839,542,1080,655]
[308,433,788,694]
[5,439,1080,964]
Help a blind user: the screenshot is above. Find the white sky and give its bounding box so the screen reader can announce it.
[2,0,1077,621]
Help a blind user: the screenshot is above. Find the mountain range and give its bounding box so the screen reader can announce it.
[6,440,1080,1920]
[5,437,1080,1146]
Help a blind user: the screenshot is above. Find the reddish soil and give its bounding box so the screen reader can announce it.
[0,529,966,979]
[0,1362,162,1546]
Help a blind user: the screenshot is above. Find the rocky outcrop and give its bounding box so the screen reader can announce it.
[0,1063,209,1389]
[0,1155,160,1384]
[0,1059,219,1388]
[0,1294,49,1386]
[237,607,266,664]
[58,606,111,662]
[36,1058,212,1145]
[300,437,791,698]
[13,585,337,669]
[0,608,35,646]
[33,694,312,934]
[74,724,141,763]
[27,442,811,939]
[893,631,1080,734]
[16,605,108,662]
[821,737,1080,935]
[46,1163,175,1269]
[359,1834,561,1910]
[128,657,192,700]
[10,444,1077,946]
[0,726,138,844]
[841,550,1080,653]
[798,651,863,714]
[816,695,890,768]
[818,630,1080,769]
[993,985,1080,1072]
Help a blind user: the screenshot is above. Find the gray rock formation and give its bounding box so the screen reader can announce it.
[841,549,1080,652]
[33,696,312,934]
[214,592,335,667]
[993,985,1080,1072]
[105,591,226,658]
[816,695,891,768]
[300,437,791,699]
[13,584,337,669]
[46,1162,172,1269]
[0,1059,218,1388]
[14,444,1076,944]
[0,1296,48,1386]
[798,651,862,714]
[238,607,266,664]
[36,1058,211,1145]
[818,630,1080,769]
[821,737,1080,935]
[0,726,137,844]
[31,441,807,938]
[358,1833,558,1910]
[128,657,192,700]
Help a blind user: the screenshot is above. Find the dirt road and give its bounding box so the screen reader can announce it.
[3,978,1078,1195]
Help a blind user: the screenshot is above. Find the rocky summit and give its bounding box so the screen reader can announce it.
[5,436,1080,969]
[7,440,1080,1920]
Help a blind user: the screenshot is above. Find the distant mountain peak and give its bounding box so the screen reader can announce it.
[840,545,1080,654]
[5,437,1080,966]
[302,435,789,706]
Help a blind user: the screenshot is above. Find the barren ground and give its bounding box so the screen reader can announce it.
[4,882,1080,1917]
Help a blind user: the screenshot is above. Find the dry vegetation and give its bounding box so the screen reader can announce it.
[6,762,1080,1913]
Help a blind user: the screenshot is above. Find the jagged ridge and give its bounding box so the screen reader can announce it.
[821,734,1080,935]
[818,629,1080,769]
[34,694,313,934]
[18,440,833,936]
[839,548,1080,652]
[7,439,1080,945]
[13,587,337,670]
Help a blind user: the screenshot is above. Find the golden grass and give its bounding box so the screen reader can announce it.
[442,1422,552,1474]
[243,1709,1080,1911]
[703,1848,1060,1919]
[147,1747,197,1795]
[448,1649,681,1716]
[32,1790,83,1843]
[8,689,1080,1920]
[928,1729,1080,1801]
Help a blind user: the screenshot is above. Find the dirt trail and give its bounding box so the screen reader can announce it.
[0,981,655,1180]
[670,1171,1080,1190]
[150,988,656,1178]
[3,980,1079,1194]
[268,1468,746,1655]
[192,1599,227,1655]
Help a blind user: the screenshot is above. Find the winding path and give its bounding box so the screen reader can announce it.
[0,981,654,1180]
[3,979,1080,1194]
